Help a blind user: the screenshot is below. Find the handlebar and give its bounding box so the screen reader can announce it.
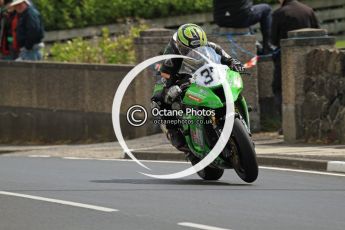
[240,71,251,76]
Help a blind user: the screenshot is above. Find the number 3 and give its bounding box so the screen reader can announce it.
[201,67,214,85]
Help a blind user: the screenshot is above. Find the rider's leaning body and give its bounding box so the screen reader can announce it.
[154,24,245,151]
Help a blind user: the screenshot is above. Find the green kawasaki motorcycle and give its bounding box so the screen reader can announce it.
[152,47,258,183]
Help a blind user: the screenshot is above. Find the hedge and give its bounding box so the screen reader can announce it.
[33,0,277,31]
[48,25,147,64]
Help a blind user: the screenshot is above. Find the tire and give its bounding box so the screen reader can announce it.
[231,118,259,183]
[189,155,224,181]
[197,167,224,181]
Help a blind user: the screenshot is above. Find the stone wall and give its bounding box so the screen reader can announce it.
[0,61,137,143]
[303,49,345,143]
[281,29,336,143]
[257,56,277,129]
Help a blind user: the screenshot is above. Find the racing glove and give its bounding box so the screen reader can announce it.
[223,57,246,73]
[164,85,182,104]
[229,59,246,73]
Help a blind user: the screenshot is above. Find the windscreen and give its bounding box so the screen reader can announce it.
[179,46,222,75]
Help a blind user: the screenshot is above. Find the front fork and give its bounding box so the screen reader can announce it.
[236,95,251,133]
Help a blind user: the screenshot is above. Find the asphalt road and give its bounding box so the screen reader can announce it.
[1,156,345,230]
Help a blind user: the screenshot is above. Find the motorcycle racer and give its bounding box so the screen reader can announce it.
[153,23,245,151]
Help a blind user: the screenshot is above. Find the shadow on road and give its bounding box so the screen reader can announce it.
[90,179,250,186]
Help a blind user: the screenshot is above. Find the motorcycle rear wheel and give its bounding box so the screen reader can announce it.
[189,155,224,181]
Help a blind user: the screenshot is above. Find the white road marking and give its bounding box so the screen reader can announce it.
[63,157,93,160]
[327,161,345,173]
[0,191,118,213]
[260,166,345,177]
[29,155,51,158]
[178,222,232,230]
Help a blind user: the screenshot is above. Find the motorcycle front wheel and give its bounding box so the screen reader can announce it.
[230,118,259,183]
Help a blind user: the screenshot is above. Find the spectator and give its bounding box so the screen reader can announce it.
[0,0,5,58]
[0,0,20,60]
[213,0,273,54]
[6,0,44,61]
[271,0,319,118]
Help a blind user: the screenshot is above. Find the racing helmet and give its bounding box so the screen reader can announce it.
[176,24,208,55]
